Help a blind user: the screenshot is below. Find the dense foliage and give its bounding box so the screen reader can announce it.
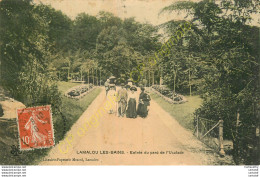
[0,0,61,109]
[161,0,259,164]
[0,0,258,164]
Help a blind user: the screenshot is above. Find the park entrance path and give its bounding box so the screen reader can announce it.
[40,88,218,165]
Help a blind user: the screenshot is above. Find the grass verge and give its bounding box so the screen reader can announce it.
[57,81,82,93]
[150,92,202,130]
[55,82,102,141]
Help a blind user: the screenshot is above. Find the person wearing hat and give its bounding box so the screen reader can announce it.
[137,87,151,118]
[126,86,138,118]
[125,84,130,91]
[127,79,133,87]
[117,83,128,117]
[104,79,110,96]
[107,85,116,114]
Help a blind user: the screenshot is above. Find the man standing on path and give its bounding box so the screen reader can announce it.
[104,79,110,96]
[117,83,128,117]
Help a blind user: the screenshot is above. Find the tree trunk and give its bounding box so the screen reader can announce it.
[67,68,69,81]
[233,110,240,164]
[96,69,98,85]
[160,67,163,86]
[92,68,94,85]
[173,69,178,94]
[219,119,225,156]
[189,68,191,97]
[80,68,83,81]
[173,76,176,94]
[67,60,70,81]
[148,70,150,87]
[152,71,154,85]
[88,69,90,86]
[99,69,101,86]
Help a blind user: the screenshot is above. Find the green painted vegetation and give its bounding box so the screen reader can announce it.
[0,82,101,165]
[57,81,82,94]
[151,93,202,130]
[0,0,258,165]
[57,85,102,137]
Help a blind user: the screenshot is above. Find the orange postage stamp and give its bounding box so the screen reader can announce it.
[16,105,55,150]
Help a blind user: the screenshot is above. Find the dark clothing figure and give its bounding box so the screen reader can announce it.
[137,91,151,118]
[126,98,137,118]
[104,80,110,96]
[126,87,138,118]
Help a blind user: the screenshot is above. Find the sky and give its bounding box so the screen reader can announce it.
[33,0,259,27]
[33,0,200,26]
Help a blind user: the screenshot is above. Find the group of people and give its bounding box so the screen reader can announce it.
[104,79,151,118]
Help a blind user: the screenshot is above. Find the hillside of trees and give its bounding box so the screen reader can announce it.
[0,0,259,164]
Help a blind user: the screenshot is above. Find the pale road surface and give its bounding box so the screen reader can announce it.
[40,88,219,165]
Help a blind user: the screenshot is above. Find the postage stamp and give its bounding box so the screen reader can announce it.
[16,105,55,150]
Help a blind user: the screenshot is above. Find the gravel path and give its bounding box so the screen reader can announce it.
[40,88,220,165]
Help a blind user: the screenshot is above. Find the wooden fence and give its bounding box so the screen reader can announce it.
[193,115,225,156]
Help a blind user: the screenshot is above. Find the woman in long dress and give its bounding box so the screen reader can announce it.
[107,85,117,114]
[137,87,151,118]
[126,86,138,118]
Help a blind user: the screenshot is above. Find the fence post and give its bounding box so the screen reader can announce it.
[219,119,225,156]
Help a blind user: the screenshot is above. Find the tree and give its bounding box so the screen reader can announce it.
[0,0,61,108]
[71,13,102,51]
[95,15,160,82]
[161,0,259,164]
[34,4,72,52]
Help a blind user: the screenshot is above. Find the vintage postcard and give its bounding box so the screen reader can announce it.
[0,0,259,166]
